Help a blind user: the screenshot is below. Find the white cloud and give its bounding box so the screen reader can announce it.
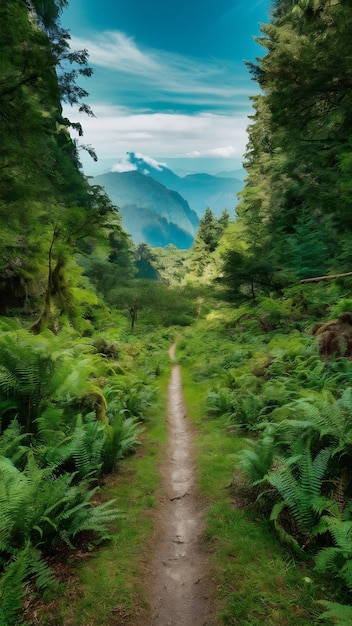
[67,104,248,155]
[132,152,168,171]
[64,28,259,174]
[111,160,137,173]
[70,31,159,74]
[187,146,237,158]
[70,31,250,105]
[111,152,168,173]
[65,103,250,173]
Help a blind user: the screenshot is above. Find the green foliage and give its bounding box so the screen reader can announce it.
[0,454,118,555]
[205,387,235,418]
[151,245,190,285]
[219,246,278,301]
[230,391,265,429]
[40,414,106,479]
[0,420,31,468]
[0,0,134,325]
[178,291,352,618]
[107,279,198,328]
[237,435,276,485]
[102,415,141,473]
[0,544,55,626]
[196,207,227,253]
[317,601,352,625]
[229,0,352,286]
[268,445,334,546]
[315,516,352,591]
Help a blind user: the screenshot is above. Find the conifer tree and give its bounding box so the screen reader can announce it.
[227,0,352,286]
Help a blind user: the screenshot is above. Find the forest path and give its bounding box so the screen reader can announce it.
[146,343,216,626]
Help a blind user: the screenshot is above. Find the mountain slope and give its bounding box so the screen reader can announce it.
[94,170,198,249]
[114,153,242,218]
[175,173,242,217]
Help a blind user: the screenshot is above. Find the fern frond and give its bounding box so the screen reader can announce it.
[0,545,55,626]
[340,560,352,592]
[0,548,30,626]
[270,500,304,553]
[300,446,332,497]
[0,419,30,466]
[315,546,344,573]
[237,435,275,485]
[317,600,352,625]
[327,518,352,555]
[71,416,105,479]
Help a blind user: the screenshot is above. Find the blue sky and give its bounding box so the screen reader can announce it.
[61,0,270,174]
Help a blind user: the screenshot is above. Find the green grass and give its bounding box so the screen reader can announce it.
[180,358,331,625]
[34,370,169,626]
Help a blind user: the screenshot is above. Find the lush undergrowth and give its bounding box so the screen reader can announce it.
[0,312,172,625]
[3,279,352,625]
[177,282,352,625]
[29,365,170,625]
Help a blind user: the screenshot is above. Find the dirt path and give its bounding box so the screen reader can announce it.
[148,343,215,626]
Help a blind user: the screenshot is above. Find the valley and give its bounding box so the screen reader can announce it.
[94,153,242,248]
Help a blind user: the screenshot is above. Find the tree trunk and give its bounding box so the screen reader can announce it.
[31,227,60,334]
[300,271,352,284]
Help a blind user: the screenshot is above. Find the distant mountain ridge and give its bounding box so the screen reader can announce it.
[94,169,198,249]
[94,153,243,249]
[121,152,243,218]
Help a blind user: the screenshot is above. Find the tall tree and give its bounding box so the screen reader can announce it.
[229,0,352,286]
[0,0,134,324]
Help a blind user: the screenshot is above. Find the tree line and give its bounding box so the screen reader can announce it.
[219,0,352,301]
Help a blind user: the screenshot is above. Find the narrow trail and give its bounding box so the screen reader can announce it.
[148,343,215,626]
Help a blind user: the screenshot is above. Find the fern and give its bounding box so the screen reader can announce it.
[315,518,352,591]
[52,482,119,547]
[205,387,235,417]
[0,548,29,626]
[0,419,30,467]
[317,600,352,625]
[267,445,334,544]
[236,435,275,485]
[35,406,67,445]
[102,414,142,473]
[0,456,32,555]
[0,454,119,557]
[272,394,352,453]
[0,545,55,626]
[70,415,106,479]
[230,392,264,429]
[36,413,107,479]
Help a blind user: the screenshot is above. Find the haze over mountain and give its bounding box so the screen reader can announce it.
[94,168,199,249]
[94,153,243,248]
[94,152,243,248]
[113,153,242,218]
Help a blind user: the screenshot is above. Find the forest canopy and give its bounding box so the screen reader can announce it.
[219,0,352,300]
[0,0,135,330]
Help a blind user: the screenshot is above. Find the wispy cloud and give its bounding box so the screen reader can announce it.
[66,103,249,171]
[111,152,168,173]
[70,31,251,110]
[111,160,137,173]
[71,31,160,73]
[186,146,237,158]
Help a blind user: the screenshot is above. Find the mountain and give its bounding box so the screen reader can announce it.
[94,153,244,248]
[173,173,242,218]
[94,170,198,249]
[215,169,246,180]
[113,152,243,218]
